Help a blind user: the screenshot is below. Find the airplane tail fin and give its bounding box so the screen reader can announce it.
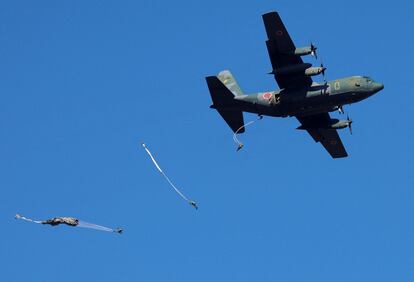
[206,73,245,133]
[217,70,244,97]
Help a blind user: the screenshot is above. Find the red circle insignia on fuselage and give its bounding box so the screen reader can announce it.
[262,93,272,99]
[276,30,283,36]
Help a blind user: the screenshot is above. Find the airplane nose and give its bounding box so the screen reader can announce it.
[373,82,384,93]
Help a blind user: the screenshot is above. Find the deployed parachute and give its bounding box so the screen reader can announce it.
[141,143,198,210]
[15,214,123,234]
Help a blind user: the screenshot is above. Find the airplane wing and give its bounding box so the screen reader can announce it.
[262,12,312,89]
[296,113,348,158]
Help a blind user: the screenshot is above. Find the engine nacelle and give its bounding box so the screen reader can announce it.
[270,63,325,77]
[283,45,317,58]
[304,67,325,77]
[297,119,351,130]
[292,46,312,56]
[329,119,351,129]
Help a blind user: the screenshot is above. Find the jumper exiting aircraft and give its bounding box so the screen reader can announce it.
[206,11,384,158]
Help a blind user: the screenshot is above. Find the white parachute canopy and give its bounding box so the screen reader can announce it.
[141,143,198,210]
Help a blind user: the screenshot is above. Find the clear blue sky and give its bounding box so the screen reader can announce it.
[1,1,413,281]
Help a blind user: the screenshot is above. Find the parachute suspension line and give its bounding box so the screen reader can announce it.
[141,143,198,210]
[233,115,263,151]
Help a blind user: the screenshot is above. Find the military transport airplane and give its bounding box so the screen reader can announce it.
[206,11,383,158]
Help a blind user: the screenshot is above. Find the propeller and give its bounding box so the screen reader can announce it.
[338,105,344,114]
[347,114,353,135]
[321,79,328,95]
[310,42,318,59]
[320,59,326,79]
[318,58,328,94]
[320,61,328,94]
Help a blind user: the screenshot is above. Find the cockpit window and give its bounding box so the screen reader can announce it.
[355,82,360,87]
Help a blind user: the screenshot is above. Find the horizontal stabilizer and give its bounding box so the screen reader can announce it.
[206,76,245,133]
[206,76,235,105]
[217,109,245,133]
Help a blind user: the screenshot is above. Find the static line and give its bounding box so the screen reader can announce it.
[233,115,263,151]
[141,143,198,210]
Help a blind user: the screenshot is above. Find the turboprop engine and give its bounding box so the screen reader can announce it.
[328,119,352,130]
[297,116,353,134]
[283,43,318,58]
[269,63,326,77]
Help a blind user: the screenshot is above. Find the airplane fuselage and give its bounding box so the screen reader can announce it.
[213,76,383,118]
